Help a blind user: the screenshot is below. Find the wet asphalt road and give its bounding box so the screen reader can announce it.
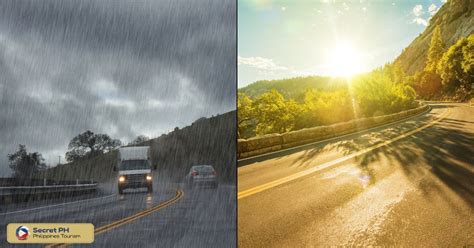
[238,103,474,247]
[1,180,236,248]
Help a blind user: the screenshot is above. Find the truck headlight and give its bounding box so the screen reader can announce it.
[119,176,125,182]
[146,175,152,181]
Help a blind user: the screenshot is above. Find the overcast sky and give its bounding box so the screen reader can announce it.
[238,0,446,87]
[0,0,236,176]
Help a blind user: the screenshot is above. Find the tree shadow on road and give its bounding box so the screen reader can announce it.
[287,104,473,208]
[332,114,474,208]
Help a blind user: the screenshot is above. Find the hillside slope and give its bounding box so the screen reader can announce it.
[239,76,347,99]
[396,0,474,75]
[43,111,236,183]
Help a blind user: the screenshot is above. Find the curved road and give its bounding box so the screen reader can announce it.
[238,103,474,247]
[0,179,236,247]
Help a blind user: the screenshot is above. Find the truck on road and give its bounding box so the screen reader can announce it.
[114,146,154,194]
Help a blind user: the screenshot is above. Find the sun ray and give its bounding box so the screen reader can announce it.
[326,41,364,77]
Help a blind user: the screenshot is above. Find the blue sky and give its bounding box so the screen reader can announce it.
[238,0,448,87]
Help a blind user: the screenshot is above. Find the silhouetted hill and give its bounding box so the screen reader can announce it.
[43,111,236,183]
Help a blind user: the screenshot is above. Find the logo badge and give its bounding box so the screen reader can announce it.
[15,226,29,240]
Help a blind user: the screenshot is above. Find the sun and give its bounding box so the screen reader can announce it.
[326,41,364,77]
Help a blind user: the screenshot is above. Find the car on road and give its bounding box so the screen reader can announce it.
[185,165,218,188]
[114,146,154,194]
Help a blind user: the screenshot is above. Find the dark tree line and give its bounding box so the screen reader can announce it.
[7,131,151,178]
[65,130,121,162]
[8,145,46,179]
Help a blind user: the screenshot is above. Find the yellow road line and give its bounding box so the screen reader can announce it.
[45,189,184,248]
[238,108,451,200]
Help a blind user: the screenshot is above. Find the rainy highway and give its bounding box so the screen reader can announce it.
[0,0,236,247]
[238,103,474,247]
[1,180,236,247]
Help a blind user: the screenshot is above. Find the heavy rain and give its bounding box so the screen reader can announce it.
[0,0,236,247]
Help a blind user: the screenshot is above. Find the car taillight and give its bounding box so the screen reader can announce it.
[192,171,198,176]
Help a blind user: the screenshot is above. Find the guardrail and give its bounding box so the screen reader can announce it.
[0,183,98,204]
[238,104,430,160]
[0,183,98,196]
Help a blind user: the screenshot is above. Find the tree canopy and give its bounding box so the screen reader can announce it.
[66,130,121,162]
[8,145,46,179]
[437,34,473,90]
[426,27,444,72]
[409,34,472,100]
[238,64,417,139]
[128,135,150,146]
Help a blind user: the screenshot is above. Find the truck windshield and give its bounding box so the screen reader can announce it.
[119,160,150,170]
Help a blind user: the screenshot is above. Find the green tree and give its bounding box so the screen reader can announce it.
[253,89,300,135]
[300,89,354,128]
[437,35,474,92]
[128,135,150,146]
[426,27,444,72]
[414,70,442,99]
[66,130,121,162]
[354,67,416,116]
[237,92,254,138]
[8,145,47,179]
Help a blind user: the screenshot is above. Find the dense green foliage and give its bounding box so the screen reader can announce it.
[411,33,473,100]
[239,33,473,139]
[238,65,417,139]
[240,76,348,99]
[425,27,444,72]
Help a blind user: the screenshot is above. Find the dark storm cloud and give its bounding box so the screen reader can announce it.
[0,0,235,175]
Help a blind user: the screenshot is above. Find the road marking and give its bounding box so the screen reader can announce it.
[0,194,115,216]
[45,189,184,248]
[238,108,451,200]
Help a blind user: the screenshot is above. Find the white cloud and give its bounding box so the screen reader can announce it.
[412,5,423,16]
[94,78,118,95]
[413,17,428,26]
[412,4,430,26]
[428,4,438,15]
[238,56,288,71]
[102,98,136,110]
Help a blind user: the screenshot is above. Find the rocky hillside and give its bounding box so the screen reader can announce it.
[396,0,473,75]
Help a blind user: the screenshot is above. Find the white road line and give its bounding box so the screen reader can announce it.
[0,194,115,216]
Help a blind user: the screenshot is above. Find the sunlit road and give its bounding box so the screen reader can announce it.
[0,178,236,247]
[238,103,473,247]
